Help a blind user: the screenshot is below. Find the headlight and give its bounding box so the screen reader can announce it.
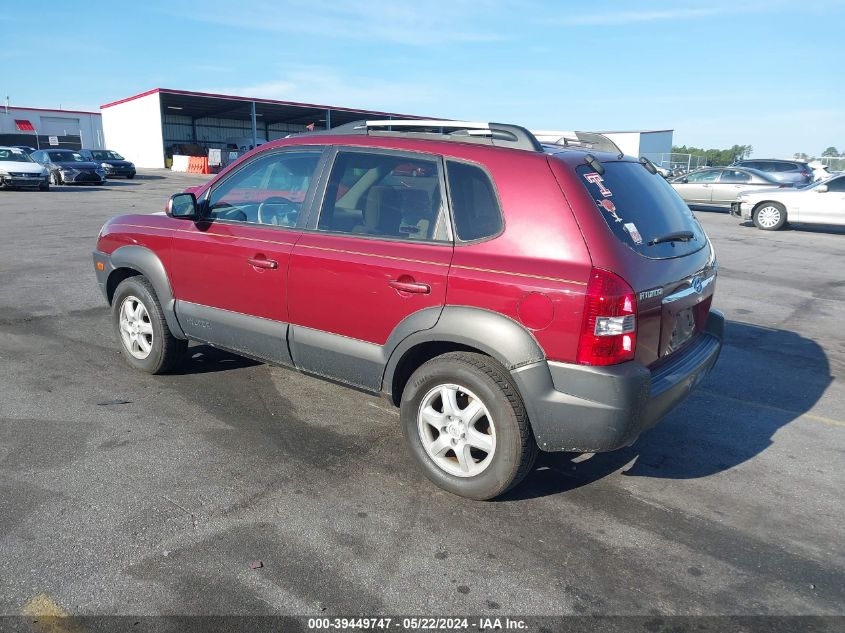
[62,168,78,174]
[101,162,111,169]
[0,169,8,176]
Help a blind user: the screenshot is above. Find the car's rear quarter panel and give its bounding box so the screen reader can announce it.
[442,150,593,365]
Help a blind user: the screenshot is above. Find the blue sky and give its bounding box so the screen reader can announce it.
[2,0,843,157]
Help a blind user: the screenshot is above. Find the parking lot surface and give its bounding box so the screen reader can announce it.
[1,172,843,616]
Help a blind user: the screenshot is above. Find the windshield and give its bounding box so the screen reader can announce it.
[50,151,86,162]
[577,161,706,259]
[0,148,34,162]
[90,150,124,160]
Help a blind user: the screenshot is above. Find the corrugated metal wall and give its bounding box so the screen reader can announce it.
[162,113,313,150]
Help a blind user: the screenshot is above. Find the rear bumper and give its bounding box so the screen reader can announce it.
[512,310,725,452]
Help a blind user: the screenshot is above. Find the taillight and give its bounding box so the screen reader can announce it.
[577,268,637,366]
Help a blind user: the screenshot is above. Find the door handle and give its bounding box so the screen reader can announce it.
[388,279,431,294]
[247,257,278,270]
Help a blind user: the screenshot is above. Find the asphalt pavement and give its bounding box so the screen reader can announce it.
[0,171,843,618]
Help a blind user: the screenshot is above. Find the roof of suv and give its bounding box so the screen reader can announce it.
[300,119,625,158]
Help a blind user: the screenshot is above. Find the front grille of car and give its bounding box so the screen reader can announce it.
[76,171,103,182]
[8,172,40,178]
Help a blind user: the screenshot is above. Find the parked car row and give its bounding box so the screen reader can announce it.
[669,161,845,230]
[0,146,135,191]
[730,174,845,230]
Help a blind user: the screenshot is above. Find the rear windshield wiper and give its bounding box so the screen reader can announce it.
[648,230,695,246]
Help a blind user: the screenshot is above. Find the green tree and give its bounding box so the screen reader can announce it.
[793,152,809,160]
[821,146,839,157]
[672,144,753,166]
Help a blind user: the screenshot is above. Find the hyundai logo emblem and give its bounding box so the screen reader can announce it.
[691,275,704,294]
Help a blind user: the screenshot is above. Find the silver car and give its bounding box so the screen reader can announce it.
[731,174,845,230]
[670,167,785,208]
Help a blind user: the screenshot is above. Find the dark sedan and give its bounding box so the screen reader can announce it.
[669,167,788,209]
[31,150,106,185]
[78,149,136,179]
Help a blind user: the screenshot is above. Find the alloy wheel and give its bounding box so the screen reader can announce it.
[417,384,496,477]
[118,295,154,359]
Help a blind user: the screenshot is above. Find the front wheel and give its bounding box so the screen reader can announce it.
[400,352,537,500]
[753,202,787,230]
[112,276,187,374]
[51,171,62,185]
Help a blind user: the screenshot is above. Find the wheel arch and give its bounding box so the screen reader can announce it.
[107,245,186,339]
[382,306,545,406]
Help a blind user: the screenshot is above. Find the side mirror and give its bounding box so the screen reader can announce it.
[816,184,828,193]
[167,192,199,219]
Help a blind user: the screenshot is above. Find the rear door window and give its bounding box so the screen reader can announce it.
[577,161,706,259]
[318,150,448,242]
[719,169,751,183]
[446,161,503,241]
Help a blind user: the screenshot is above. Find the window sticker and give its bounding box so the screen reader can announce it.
[598,198,622,223]
[624,222,643,245]
[584,172,612,197]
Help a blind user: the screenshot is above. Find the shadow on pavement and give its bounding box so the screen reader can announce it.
[506,320,832,499]
[172,344,260,375]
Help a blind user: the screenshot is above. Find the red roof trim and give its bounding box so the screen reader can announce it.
[99,88,162,109]
[6,105,101,116]
[100,87,428,119]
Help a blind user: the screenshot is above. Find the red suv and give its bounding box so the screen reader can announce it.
[93,120,723,499]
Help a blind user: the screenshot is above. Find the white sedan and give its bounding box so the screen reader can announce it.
[731,175,845,230]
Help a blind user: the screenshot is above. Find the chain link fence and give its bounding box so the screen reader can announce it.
[641,152,707,174]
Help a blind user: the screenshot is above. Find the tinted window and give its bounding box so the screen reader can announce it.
[720,169,751,183]
[318,151,445,241]
[207,150,321,225]
[446,161,503,241]
[48,151,85,162]
[826,176,845,192]
[686,170,719,182]
[577,161,706,259]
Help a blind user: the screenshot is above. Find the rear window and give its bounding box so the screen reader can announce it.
[577,161,706,259]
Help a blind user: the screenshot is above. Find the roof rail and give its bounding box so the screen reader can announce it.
[543,131,623,156]
[316,119,544,152]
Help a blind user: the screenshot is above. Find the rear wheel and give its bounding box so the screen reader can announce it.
[400,352,537,500]
[127,173,135,179]
[112,276,187,374]
[753,202,787,230]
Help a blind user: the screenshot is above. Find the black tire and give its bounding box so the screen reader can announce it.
[752,202,787,231]
[39,182,49,192]
[400,352,538,500]
[111,276,187,374]
[127,173,136,179]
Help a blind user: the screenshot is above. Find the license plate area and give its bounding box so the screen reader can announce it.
[665,307,695,355]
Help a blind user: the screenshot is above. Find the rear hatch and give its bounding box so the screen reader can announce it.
[552,156,717,367]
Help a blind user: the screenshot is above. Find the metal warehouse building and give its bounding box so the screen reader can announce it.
[101,88,427,169]
[533,129,674,161]
[0,105,104,150]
